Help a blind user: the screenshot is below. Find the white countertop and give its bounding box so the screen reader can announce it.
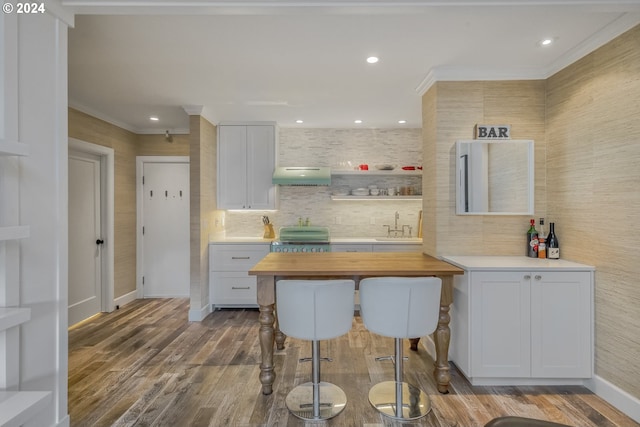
[209,236,422,245]
[331,237,422,244]
[442,255,594,271]
[209,236,273,244]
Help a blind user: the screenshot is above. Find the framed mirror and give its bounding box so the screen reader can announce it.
[456,139,534,215]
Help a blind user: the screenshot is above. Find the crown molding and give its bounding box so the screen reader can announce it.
[69,101,190,135]
[416,11,640,95]
[69,100,139,133]
[416,67,544,95]
[182,105,204,116]
[542,11,640,78]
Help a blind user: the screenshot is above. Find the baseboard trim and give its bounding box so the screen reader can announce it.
[56,414,70,427]
[188,304,211,322]
[586,375,640,424]
[114,291,137,309]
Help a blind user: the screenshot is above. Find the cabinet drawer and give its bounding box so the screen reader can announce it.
[210,272,257,306]
[331,244,372,252]
[210,244,269,271]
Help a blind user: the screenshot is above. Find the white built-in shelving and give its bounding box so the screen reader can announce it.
[0,141,30,241]
[0,226,29,241]
[0,308,30,331]
[330,168,422,200]
[0,140,29,157]
[330,195,421,201]
[331,169,422,177]
[0,391,52,427]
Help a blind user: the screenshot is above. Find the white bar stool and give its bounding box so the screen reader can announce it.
[276,279,355,421]
[359,276,442,420]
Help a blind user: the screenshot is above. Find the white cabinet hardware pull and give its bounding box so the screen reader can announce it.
[231,256,251,260]
[524,275,531,280]
[232,286,251,290]
[535,275,542,280]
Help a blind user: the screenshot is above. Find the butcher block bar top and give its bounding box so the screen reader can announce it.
[248,252,464,395]
[249,252,464,277]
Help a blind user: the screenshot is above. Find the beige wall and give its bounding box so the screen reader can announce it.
[422,80,546,257]
[424,24,640,402]
[69,108,190,298]
[189,115,218,316]
[546,24,640,398]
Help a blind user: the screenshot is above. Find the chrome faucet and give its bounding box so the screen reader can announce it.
[383,211,411,238]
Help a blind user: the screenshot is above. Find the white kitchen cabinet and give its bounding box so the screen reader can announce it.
[217,123,277,210]
[443,256,593,386]
[209,243,270,308]
[372,243,421,252]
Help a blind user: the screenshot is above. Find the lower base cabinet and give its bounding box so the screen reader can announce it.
[444,256,594,386]
[209,243,270,309]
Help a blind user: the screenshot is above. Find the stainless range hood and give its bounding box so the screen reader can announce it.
[272,167,331,186]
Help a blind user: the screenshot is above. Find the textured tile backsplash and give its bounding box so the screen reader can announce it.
[221,127,423,238]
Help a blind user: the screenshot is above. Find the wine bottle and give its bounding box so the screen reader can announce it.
[547,222,560,259]
[538,218,546,259]
[527,218,538,258]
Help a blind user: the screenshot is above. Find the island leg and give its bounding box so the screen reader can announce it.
[257,275,276,395]
[434,275,453,393]
[274,311,286,350]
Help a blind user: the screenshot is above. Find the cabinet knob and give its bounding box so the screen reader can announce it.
[535,275,542,280]
[524,275,531,280]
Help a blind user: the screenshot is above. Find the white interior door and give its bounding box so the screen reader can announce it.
[68,151,102,326]
[141,161,190,297]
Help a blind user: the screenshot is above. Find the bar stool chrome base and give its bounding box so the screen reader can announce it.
[285,381,347,421]
[368,380,432,420]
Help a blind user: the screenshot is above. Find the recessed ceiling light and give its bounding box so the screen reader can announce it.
[540,38,555,47]
[354,119,363,124]
[296,120,304,124]
[398,120,407,124]
[366,56,379,64]
[149,116,159,121]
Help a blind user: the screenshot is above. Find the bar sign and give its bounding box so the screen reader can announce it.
[475,124,511,139]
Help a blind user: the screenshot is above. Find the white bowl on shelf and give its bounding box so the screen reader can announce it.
[375,164,396,171]
[351,188,369,196]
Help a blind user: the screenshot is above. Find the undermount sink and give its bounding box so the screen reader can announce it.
[374,237,421,242]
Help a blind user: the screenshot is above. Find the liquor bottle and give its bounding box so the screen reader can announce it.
[538,218,546,259]
[547,222,560,259]
[527,218,538,258]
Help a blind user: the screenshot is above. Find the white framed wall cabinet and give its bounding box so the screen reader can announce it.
[444,256,594,386]
[217,122,277,210]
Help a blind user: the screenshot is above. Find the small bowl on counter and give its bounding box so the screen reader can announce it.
[351,188,369,196]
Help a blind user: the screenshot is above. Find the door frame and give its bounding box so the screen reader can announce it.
[136,156,190,298]
[68,138,115,313]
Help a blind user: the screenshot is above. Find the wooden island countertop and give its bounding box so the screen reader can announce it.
[248,251,464,395]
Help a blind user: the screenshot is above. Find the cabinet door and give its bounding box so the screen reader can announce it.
[471,271,531,377]
[246,125,276,209]
[531,271,592,378]
[218,126,248,209]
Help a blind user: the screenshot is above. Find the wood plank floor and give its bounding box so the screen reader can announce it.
[68,298,640,427]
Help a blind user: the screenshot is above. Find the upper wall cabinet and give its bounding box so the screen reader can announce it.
[456,140,534,215]
[217,123,278,210]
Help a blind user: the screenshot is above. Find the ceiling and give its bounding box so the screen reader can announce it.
[65,1,640,133]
